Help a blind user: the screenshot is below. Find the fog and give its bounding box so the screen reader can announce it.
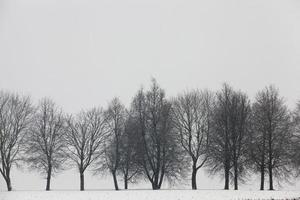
[0,0,300,191]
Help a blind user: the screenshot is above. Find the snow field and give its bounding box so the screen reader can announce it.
[1,190,300,200]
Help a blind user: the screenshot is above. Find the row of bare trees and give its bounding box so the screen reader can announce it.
[1,80,300,191]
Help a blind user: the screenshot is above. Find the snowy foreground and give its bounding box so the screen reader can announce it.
[0,190,300,200]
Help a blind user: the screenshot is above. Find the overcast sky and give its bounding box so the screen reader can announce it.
[0,0,300,191]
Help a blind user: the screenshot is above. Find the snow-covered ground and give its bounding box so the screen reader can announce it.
[0,190,300,200]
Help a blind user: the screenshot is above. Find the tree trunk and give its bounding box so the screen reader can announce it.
[124,179,128,190]
[191,164,197,190]
[5,176,12,191]
[112,171,119,190]
[269,165,273,190]
[158,169,164,189]
[46,166,52,191]
[268,130,274,191]
[224,170,229,190]
[151,172,161,190]
[260,136,266,191]
[124,173,128,189]
[151,180,161,190]
[80,171,84,191]
[260,163,265,190]
[152,183,158,190]
[224,161,230,190]
[4,168,12,191]
[234,161,238,190]
[224,126,230,190]
[152,182,156,190]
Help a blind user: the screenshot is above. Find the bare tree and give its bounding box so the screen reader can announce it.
[119,112,141,189]
[0,91,34,191]
[65,108,108,191]
[130,80,187,190]
[250,86,294,190]
[207,84,251,190]
[207,84,233,190]
[229,91,251,190]
[24,98,67,191]
[249,105,267,190]
[101,98,126,190]
[171,90,214,189]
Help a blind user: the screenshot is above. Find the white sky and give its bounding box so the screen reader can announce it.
[0,0,300,191]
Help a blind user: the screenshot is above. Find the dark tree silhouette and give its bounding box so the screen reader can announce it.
[101,97,126,190]
[65,108,108,191]
[207,84,251,190]
[172,89,214,189]
[229,91,251,190]
[130,80,187,190]
[250,86,294,190]
[118,112,141,189]
[0,91,34,191]
[25,98,67,191]
[1,82,299,191]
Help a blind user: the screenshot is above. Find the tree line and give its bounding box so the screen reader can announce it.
[0,80,300,191]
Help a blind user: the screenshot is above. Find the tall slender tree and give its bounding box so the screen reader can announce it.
[172,89,214,189]
[65,108,108,191]
[250,86,294,190]
[118,112,141,189]
[25,98,67,191]
[230,91,251,190]
[130,80,187,190]
[207,84,233,190]
[207,84,251,190]
[102,98,126,190]
[0,91,34,191]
